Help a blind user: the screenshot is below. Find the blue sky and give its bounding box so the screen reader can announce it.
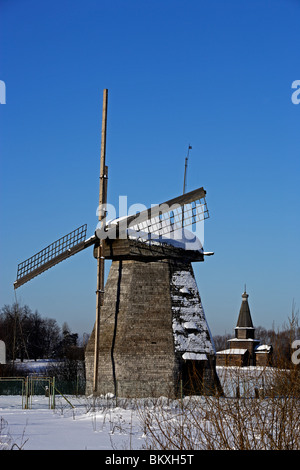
[0,0,299,337]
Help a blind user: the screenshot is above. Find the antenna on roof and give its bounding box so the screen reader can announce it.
[183,145,192,195]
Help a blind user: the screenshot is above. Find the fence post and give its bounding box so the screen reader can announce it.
[52,377,55,409]
[24,376,29,409]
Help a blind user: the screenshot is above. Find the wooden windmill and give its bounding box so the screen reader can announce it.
[14,89,222,398]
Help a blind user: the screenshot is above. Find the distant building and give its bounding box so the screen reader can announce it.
[216,290,272,367]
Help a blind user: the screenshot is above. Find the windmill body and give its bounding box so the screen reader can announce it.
[85,234,222,397]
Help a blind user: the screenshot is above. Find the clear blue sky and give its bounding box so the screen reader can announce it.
[0,0,299,337]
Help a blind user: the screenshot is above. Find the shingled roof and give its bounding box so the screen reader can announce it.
[236,291,254,328]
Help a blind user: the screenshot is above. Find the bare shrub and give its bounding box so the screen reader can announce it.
[138,366,300,450]
[0,416,28,450]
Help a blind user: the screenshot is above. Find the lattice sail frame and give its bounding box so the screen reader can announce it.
[97,187,209,240]
[14,224,90,289]
[129,199,208,237]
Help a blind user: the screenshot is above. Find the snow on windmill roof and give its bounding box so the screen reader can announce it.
[128,227,204,252]
[170,267,215,360]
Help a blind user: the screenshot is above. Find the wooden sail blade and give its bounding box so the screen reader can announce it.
[99,187,209,240]
[14,225,96,289]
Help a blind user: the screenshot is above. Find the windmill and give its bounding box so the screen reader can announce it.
[14,89,222,398]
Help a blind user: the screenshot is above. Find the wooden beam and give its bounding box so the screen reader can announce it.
[102,238,204,262]
[93,88,108,394]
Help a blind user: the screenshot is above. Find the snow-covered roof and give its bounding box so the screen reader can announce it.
[128,227,203,252]
[255,344,272,353]
[230,338,259,343]
[216,348,248,355]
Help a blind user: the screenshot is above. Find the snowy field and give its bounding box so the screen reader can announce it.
[1,366,298,452]
[0,394,147,450]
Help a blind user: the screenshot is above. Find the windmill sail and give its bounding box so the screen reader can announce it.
[14,224,96,289]
[98,187,209,240]
[14,188,209,289]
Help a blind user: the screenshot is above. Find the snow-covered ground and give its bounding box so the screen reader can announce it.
[0,364,295,451]
[0,360,168,451]
[0,394,147,450]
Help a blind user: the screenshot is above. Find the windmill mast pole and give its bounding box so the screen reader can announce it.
[93,88,108,394]
[182,145,191,228]
[183,144,192,195]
